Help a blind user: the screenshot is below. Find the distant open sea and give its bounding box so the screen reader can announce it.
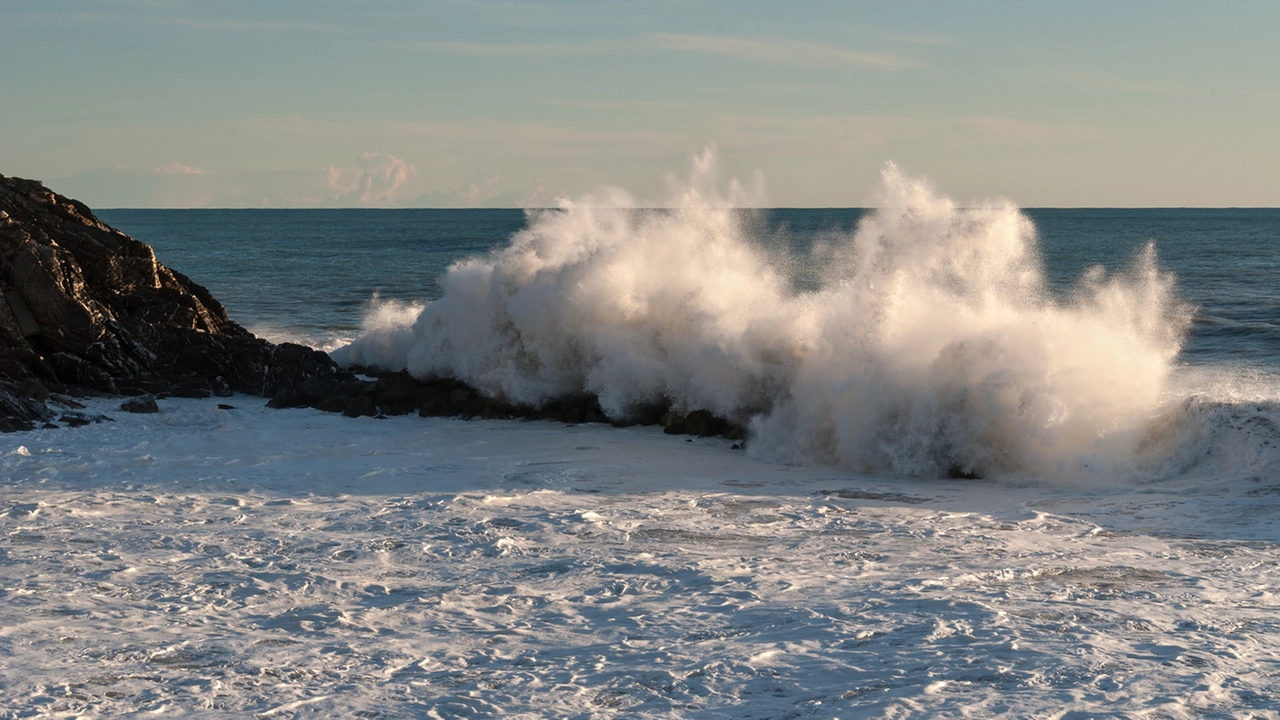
[99,208,1279,374]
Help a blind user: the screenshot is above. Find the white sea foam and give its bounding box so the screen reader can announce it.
[335,153,1194,480]
[2,395,1278,717]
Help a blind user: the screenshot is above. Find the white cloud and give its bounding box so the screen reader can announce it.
[403,39,608,57]
[325,153,417,207]
[149,161,206,175]
[52,153,419,208]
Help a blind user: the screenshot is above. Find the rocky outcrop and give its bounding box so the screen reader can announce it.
[0,173,344,430]
[0,172,747,444]
[337,367,747,441]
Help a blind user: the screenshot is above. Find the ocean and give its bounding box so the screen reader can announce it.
[3,175,1279,717]
[96,207,1280,372]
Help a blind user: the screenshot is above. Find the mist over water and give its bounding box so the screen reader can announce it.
[335,155,1195,480]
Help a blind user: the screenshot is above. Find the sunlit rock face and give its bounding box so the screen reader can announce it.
[0,173,342,430]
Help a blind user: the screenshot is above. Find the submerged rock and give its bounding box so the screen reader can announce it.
[0,173,348,429]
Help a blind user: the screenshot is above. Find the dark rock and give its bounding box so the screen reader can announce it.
[216,404,235,410]
[374,371,419,416]
[449,388,475,410]
[684,409,724,437]
[315,394,353,414]
[0,383,55,431]
[461,397,486,419]
[417,387,455,417]
[18,378,48,402]
[946,464,984,480]
[542,393,604,425]
[266,388,306,409]
[0,173,351,431]
[59,412,112,428]
[120,395,159,414]
[314,378,373,413]
[170,382,212,399]
[343,395,377,418]
[662,412,688,435]
[610,401,668,427]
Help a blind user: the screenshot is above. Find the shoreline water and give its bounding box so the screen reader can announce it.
[4,176,1280,716]
[4,392,1279,716]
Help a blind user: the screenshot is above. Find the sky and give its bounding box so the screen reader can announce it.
[1,0,1277,208]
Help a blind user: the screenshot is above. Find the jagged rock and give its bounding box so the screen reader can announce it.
[120,395,159,414]
[0,173,352,430]
[0,384,54,432]
[18,379,48,402]
[58,412,112,428]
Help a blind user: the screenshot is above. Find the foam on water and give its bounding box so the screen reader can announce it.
[335,152,1200,481]
[4,395,1278,717]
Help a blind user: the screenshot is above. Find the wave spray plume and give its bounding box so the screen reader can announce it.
[335,153,1190,480]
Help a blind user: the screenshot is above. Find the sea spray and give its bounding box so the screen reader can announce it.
[335,155,1191,479]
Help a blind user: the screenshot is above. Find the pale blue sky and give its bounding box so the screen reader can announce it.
[2,1,1277,207]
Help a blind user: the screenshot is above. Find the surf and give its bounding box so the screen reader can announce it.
[334,151,1195,481]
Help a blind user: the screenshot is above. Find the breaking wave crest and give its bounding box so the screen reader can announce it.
[334,152,1197,481]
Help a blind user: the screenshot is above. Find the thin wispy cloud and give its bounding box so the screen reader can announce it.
[1054,69,1199,98]
[403,39,608,57]
[652,33,921,69]
[153,16,350,34]
[149,161,206,175]
[15,9,349,34]
[957,116,1108,145]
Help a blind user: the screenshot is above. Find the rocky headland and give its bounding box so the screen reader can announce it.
[0,173,743,442]
[0,173,343,431]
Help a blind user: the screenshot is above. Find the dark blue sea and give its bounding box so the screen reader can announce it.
[99,208,1279,374]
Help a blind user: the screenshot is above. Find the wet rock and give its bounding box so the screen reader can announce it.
[946,464,984,480]
[662,411,688,435]
[48,394,84,409]
[58,412,112,428]
[343,395,377,418]
[120,395,159,414]
[373,371,419,416]
[683,409,724,437]
[0,383,54,432]
[610,401,669,427]
[266,388,306,409]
